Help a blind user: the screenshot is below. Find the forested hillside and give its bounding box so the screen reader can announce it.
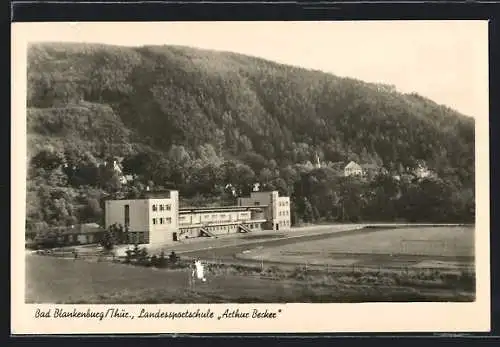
[26,42,475,231]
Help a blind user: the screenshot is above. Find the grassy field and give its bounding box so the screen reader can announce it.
[26,225,475,304]
[26,253,474,304]
[237,227,474,267]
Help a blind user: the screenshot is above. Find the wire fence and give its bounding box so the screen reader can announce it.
[177,255,476,298]
[181,255,475,278]
[32,247,474,278]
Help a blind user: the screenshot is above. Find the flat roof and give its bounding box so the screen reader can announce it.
[179,205,268,214]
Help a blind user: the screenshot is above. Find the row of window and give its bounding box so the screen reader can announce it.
[278,201,289,207]
[179,213,251,223]
[152,204,172,212]
[152,217,172,225]
[278,210,289,216]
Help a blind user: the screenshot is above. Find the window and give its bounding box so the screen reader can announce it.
[152,205,157,211]
[165,217,172,224]
[254,201,260,206]
[152,218,157,225]
[160,204,164,211]
[165,204,171,211]
[124,204,130,226]
[160,218,164,224]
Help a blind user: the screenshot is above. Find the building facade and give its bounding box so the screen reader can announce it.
[237,191,291,230]
[344,161,363,177]
[105,190,179,245]
[177,206,267,240]
[105,190,291,245]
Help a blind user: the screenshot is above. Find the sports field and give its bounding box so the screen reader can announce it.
[236,226,474,269]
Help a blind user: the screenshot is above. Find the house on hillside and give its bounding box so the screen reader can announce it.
[413,165,433,179]
[225,183,237,197]
[344,161,386,178]
[97,157,135,185]
[344,161,363,177]
[410,160,434,179]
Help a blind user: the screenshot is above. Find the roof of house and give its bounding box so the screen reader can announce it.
[345,161,362,169]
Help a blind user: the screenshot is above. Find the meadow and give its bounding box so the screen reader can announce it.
[26,254,474,304]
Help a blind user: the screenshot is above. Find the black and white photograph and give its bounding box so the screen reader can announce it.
[12,21,490,333]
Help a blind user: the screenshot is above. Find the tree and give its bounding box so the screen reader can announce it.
[169,251,179,264]
[259,168,273,186]
[137,248,149,266]
[82,197,103,223]
[100,229,114,251]
[31,147,65,171]
[27,43,475,228]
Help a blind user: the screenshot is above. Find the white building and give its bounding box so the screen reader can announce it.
[237,191,291,231]
[177,206,267,240]
[105,190,179,245]
[105,189,292,246]
[344,161,363,177]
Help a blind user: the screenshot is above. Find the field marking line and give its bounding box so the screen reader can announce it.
[174,225,365,255]
[171,223,468,255]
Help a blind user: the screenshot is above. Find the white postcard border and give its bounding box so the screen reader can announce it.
[11,21,491,334]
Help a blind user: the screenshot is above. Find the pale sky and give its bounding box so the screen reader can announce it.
[14,21,489,119]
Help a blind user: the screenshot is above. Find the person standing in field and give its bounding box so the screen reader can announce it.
[194,259,207,282]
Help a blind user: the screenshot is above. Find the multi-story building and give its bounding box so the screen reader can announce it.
[105,190,291,245]
[237,191,291,231]
[105,190,179,245]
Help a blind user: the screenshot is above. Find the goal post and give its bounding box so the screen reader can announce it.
[400,239,447,256]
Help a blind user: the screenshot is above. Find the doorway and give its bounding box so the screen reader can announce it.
[275,223,279,230]
[173,232,178,241]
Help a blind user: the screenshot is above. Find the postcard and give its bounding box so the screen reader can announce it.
[11,20,490,334]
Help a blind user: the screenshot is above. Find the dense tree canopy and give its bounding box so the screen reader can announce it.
[26,43,475,231]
